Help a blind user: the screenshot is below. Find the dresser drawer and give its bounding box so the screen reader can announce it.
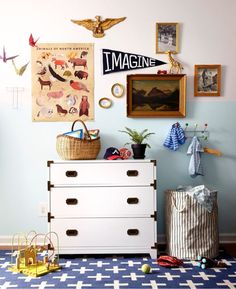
[49,161,155,186]
[50,218,155,247]
[50,186,155,217]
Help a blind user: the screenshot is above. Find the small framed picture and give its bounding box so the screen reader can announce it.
[111,83,124,98]
[98,97,112,109]
[156,22,179,54]
[194,65,221,96]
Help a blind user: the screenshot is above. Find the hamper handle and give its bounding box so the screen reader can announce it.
[171,194,188,212]
[71,119,92,140]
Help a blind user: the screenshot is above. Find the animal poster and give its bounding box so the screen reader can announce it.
[31,43,94,122]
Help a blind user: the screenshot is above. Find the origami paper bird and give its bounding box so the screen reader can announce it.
[71,15,126,38]
[29,33,39,47]
[12,59,29,76]
[0,46,18,63]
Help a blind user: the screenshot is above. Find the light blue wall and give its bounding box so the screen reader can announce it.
[0,0,235,239]
[0,100,235,235]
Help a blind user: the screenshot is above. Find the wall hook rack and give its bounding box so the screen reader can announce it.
[184,123,209,140]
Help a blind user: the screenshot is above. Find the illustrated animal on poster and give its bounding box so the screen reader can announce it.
[66,94,78,106]
[69,107,78,114]
[36,95,46,106]
[36,61,47,75]
[80,51,88,58]
[67,51,78,59]
[47,89,64,100]
[12,59,29,76]
[37,106,53,117]
[37,66,47,75]
[79,95,90,116]
[41,52,51,60]
[56,104,68,116]
[48,64,67,82]
[0,46,18,63]
[29,33,39,47]
[68,57,87,69]
[63,70,72,77]
[70,80,89,92]
[52,58,68,70]
[74,70,88,80]
[166,51,183,74]
[71,15,126,38]
[38,77,52,90]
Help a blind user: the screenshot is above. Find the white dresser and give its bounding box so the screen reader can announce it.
[47,159,157,258]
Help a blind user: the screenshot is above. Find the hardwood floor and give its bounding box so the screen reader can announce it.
[222,243,236,257]
[158,244,236,258]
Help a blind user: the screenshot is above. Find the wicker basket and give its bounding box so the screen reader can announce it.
[56,119,101,160]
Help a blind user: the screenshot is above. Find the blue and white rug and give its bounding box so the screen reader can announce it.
[0,250,236,289]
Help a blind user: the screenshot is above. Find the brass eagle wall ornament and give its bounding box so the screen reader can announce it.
[71,16,126,38]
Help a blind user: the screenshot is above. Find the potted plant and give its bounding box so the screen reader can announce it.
[119,127,155,159]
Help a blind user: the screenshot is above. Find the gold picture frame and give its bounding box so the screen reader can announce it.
[156,22,179,54]
[127,74,186,118]
[194,64,221,96]
[99,97,112,108]
[111,83,124,98]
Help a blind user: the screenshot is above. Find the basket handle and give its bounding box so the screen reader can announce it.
[171,193,188,212]
[71,119,91,140]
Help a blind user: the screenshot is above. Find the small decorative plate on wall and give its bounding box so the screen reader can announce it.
[99,97,112,108]
[111,83,124,98]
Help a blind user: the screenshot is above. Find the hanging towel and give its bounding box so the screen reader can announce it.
[187,136,204,177]
[163,122,186,151]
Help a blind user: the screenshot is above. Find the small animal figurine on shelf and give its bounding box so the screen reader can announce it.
[166,51,183,74]
[196,255,227,269]
[157,70,167,74]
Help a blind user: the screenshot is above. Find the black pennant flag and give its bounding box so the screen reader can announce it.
[102,49,166,74]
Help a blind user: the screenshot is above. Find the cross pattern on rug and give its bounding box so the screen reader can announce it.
[0,251,236,289]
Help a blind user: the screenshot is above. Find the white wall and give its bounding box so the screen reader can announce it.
[0,0,236,239]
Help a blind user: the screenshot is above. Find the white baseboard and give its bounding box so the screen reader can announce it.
[0,235,45,248]
[0,234,235,248]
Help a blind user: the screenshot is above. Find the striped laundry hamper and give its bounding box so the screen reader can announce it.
[165,190,219,259]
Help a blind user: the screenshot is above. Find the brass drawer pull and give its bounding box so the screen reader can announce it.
[127,197,139,204]
[66,229,78,236]
[65,170,78,177]
[127,170,139,177]
[66,198,78,205]
[127,229,139,235]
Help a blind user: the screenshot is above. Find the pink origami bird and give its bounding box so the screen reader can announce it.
[29,33,39,47]
[0,46,18,63]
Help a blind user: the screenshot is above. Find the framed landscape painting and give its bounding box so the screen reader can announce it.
[127,74,186,118]
[156,22,179,54]
[194,64,221,96]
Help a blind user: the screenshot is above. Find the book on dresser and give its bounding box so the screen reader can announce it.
[47,159,157,258]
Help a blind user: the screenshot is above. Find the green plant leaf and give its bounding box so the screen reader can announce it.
[119,127,155,146]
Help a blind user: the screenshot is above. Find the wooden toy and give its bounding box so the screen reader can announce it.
[9,231,61,277]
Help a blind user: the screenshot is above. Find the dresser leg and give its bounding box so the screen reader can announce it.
[149,249,158,259]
